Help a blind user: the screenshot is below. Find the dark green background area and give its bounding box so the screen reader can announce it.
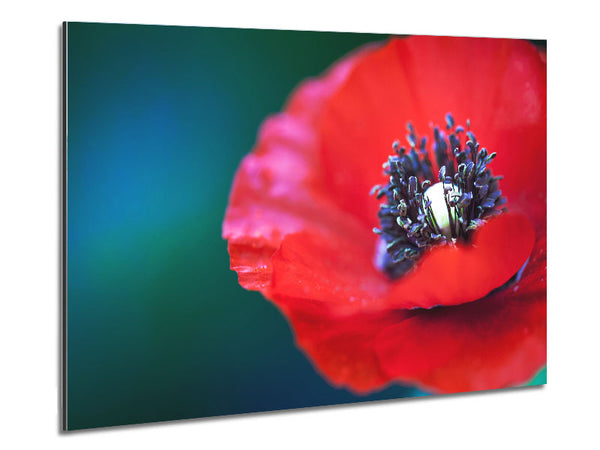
[65,22,430,431]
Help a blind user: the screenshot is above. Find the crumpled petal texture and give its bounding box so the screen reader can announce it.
[223,36,546,394]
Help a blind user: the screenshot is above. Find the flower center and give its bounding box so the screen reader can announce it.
[371,114,505,279]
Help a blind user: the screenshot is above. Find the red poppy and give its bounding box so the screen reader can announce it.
[223,36,546,395]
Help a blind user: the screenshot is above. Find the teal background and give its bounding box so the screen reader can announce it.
[65,22,430,431]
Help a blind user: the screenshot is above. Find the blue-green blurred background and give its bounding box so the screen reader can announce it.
[65,22,430,430]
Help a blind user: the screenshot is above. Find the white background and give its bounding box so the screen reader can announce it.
[1,0,598,448]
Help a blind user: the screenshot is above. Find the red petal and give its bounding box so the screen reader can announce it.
[269,228,385,315]
[223,45,376,292]
[386,212,535,310]
[269,213,534,313]
[319,36,546,232]
[374,237,546,393]
[281,237,546,394]
[280,302,408,393]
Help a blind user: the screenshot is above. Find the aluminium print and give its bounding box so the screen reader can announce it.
[63,22,546,430]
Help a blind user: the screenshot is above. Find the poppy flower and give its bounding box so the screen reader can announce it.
[222,35,546,395]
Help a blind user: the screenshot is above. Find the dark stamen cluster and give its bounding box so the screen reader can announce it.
[371,114,506,279]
